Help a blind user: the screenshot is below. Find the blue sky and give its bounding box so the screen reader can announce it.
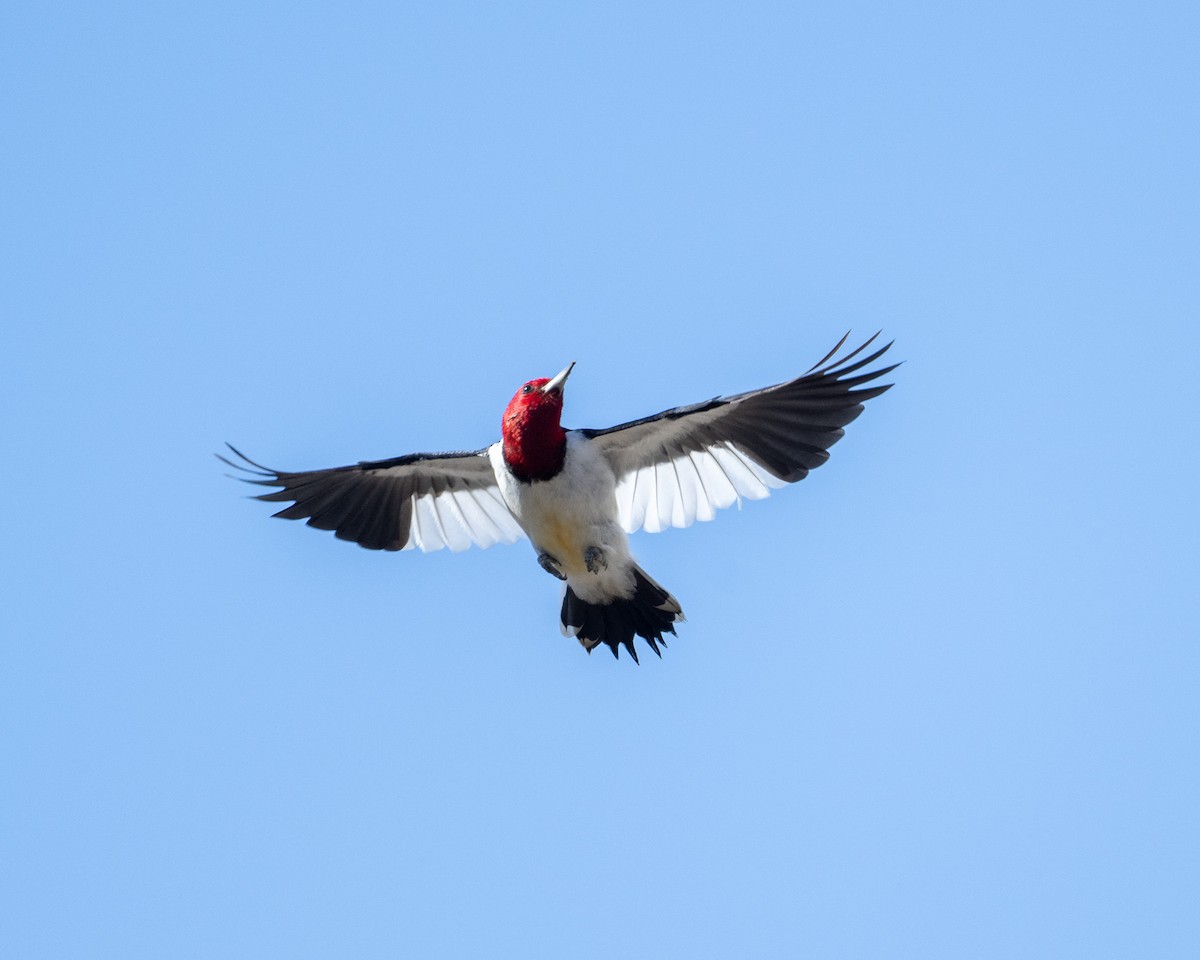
[3,2,1197,957]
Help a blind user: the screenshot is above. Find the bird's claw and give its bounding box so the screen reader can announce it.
[537,552,567,581]
[584,545,608,574]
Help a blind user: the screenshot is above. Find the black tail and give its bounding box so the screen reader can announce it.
[560,566,684,663]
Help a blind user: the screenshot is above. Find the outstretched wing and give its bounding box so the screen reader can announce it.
[220,444,524,552]
[578,333,898,534]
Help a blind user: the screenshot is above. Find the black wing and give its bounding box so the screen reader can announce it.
[220,444,524,552]
[578,333,897,533]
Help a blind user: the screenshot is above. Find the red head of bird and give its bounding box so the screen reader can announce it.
[501,361,575,482]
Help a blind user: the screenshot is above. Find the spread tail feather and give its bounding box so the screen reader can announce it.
[560,565,684,663]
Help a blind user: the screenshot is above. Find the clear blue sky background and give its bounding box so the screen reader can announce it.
[3,2,1197,957]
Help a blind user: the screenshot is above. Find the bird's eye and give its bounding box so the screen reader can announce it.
[522,384,533,394]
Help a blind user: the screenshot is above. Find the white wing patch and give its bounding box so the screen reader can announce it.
[614,441,787,535]
[406,482,525,552]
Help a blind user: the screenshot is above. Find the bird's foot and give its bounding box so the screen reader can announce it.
[537,551,567,581]
[584,545,608,574]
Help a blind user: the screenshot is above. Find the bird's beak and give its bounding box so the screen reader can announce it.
[542,361,575,395]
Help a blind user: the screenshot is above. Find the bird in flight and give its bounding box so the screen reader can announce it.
[222,333,897,662]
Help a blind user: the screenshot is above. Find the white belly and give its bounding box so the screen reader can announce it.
[489,433,636,602]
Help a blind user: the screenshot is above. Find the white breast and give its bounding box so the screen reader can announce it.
[489,433,636,602]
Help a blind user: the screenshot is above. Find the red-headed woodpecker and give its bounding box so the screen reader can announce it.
[223,333,896,662]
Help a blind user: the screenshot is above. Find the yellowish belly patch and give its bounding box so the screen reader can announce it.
[542,516,585,572]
